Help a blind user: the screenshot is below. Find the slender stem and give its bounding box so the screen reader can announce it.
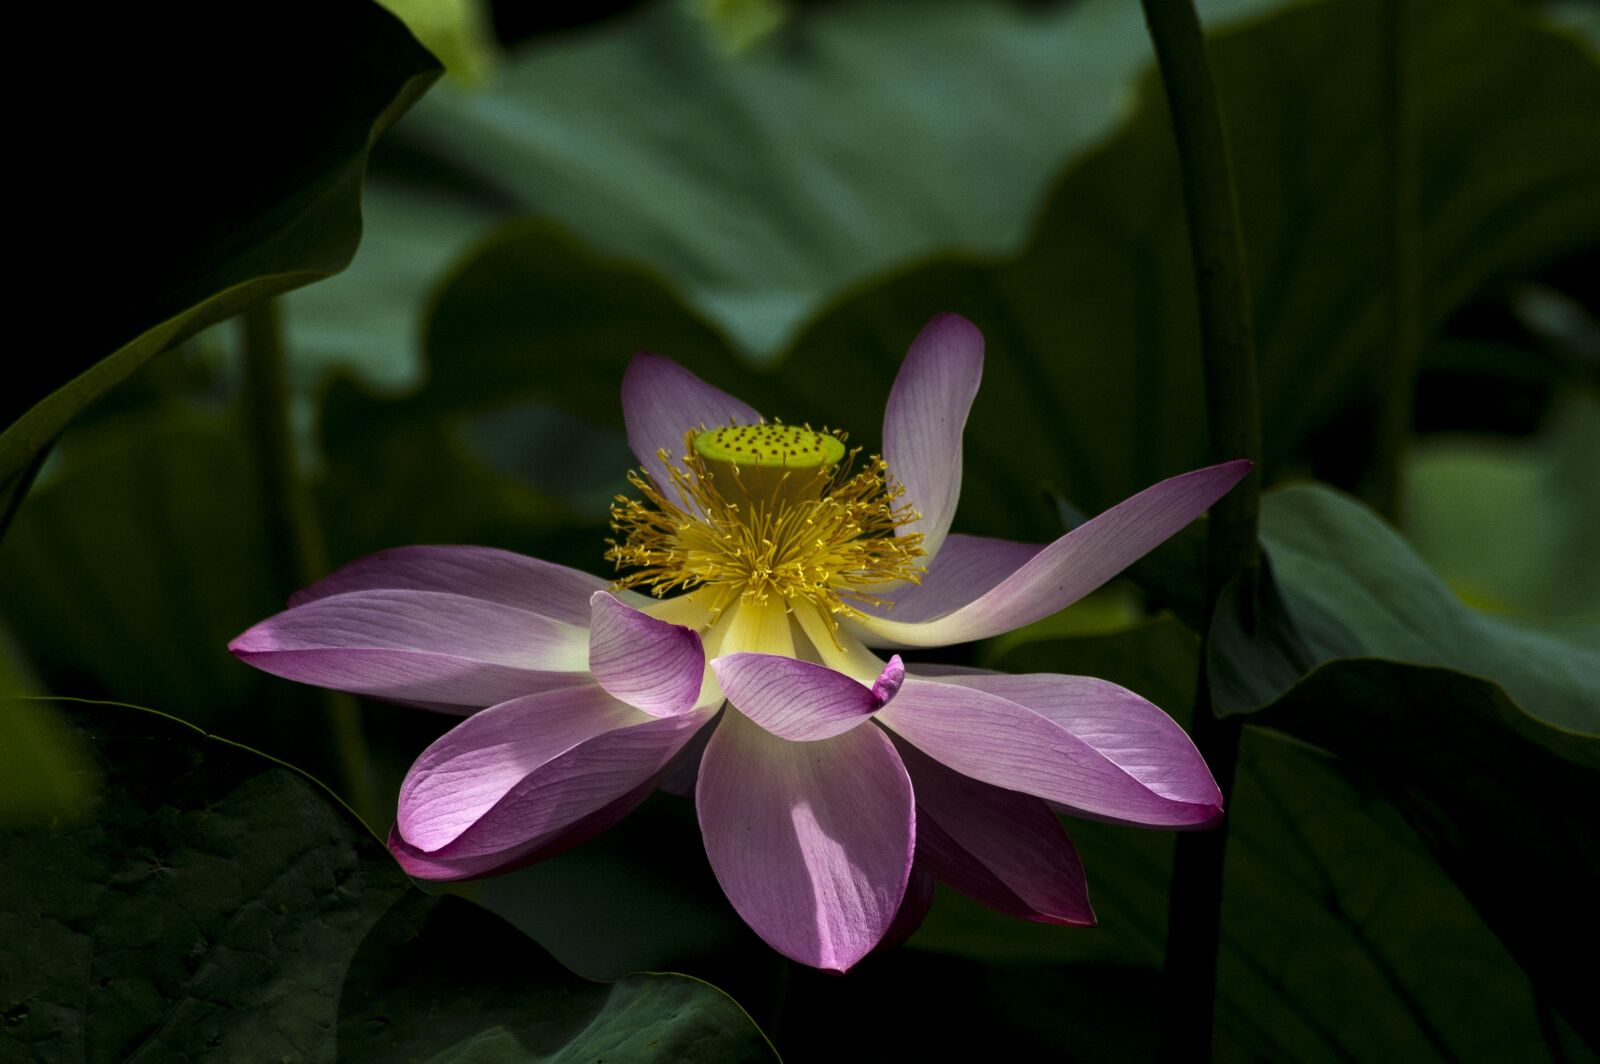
[240,300,379,826]
[241,302,324,591]
[1137,1,1262,1059]
[1367,0,1418,520]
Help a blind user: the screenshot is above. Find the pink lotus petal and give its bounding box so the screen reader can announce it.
[439,706,712,858]
[397,684,645,851]
[696,709,915,972]
[711,653,904,741]
[588,592,705,717]
[872,534,1043,623]
[622,352,761,496]
[876,864,938,954]
[389,773,661,881]
[286,545,643,624]
[896,738,1093,925]
[936,671,1219,821]
[883,313,984,562]
[229,589,590,711]
[870,655,907,704]
[876,678,1220,827]
[852,461,1250,648]
[399,683,714,857]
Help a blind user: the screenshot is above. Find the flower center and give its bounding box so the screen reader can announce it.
[606,423,925,625]
[692,423,847,469]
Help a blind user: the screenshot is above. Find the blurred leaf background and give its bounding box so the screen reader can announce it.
[3,0,1596,1059]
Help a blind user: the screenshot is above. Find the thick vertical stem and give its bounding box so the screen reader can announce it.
[1367,0,1418,520]
[1137,1,1262,1059]
[241,301,326,593]
[240,300,379,826]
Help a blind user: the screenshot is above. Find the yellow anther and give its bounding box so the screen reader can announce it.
[605,427,924,625]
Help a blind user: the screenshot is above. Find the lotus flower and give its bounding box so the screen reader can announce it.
[230,313,1248,972]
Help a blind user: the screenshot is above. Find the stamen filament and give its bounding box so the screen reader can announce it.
[606,427,924,626]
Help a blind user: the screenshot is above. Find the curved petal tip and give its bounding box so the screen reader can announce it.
[588,591,706,717]
[871,655,906,706]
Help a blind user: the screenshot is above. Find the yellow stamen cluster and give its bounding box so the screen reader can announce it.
[606,425,924,623]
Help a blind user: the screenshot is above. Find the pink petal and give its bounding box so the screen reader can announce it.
[621,352,761,496]
[877,864,938,954]
[882,313,984,562]
[398,683,713,856]
[229,589,590,711]
[896,738,1093,925]
[440,705,711,856]
[389,773,660,881]
[870,534,1043,623]
[588,592,705,717]
[876,678,1221,827]
[870,655,907,704]
[286,545,642,625]
[852,461,1251,648]
[711,653,904,741]
[396,683,638,851]
[937,671,1219,819]
[696,710,915,972]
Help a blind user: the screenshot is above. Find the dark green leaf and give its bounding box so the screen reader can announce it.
[761,0,1600,528]
[0,699,776,1063]
[455,793,756,984]
[377,0,499,84]
[0,409,303,737]
[1213,484,1600,732]
[1255,661,1600,1046]
[279,180,501,396]
[908,688,1585,1059]
[392,0,1600,553]
[0,402,578,813]
[1202,484,1598,1038]
[0,618,91,828]
[935,610,1596,1055]
[273,0,1274,403]
[340,889,773,1062]
[0,699,95,827]
[1,1,440,497]
[316,392,611,573]
[392,0,1280,357]
[410,221,752,431]
[1215,725,1585,1059]
[1402,394,1600,623]
[772,952,1165,1061]
[314,222,747,573]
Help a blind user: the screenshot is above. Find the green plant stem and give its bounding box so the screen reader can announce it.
[1367,0,1418,521]
[240,300,380,828]
[1137,1,1262,1059]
